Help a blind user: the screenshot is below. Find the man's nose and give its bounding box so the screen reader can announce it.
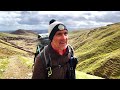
[61,34,66,39]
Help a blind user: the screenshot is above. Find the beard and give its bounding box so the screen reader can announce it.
[59,43,67,50]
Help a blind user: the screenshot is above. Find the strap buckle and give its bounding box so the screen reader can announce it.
[70,67,73,70]
[47,67,52,77]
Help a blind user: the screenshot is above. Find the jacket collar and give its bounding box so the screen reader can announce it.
[48,44,69,57]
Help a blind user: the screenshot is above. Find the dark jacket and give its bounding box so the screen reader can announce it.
[32,44,72,79]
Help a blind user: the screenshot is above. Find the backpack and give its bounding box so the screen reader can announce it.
[33,44,78,79]
[34,33,50,63]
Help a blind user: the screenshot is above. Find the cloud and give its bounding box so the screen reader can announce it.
[92,11,120,23]
[0,11,120,31]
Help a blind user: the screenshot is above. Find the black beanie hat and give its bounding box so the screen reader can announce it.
[48,19,67,41]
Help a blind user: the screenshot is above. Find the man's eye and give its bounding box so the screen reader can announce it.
[57,33,61,35]
[64,32,68,35]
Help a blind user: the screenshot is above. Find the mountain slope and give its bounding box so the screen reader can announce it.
[69,22,120,79]
[0,32,37,78]
[75,70,104,79]
[10,29,37,35]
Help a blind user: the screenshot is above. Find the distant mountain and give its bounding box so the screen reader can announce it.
[33,29,48,34]
[10,29,37,35]
[0,29,48,34]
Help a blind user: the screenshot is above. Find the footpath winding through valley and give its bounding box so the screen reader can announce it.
[2,55,33,79]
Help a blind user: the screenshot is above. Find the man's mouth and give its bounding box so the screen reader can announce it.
[60,42,66,44]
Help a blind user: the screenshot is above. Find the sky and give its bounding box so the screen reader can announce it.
[0,11,120,31]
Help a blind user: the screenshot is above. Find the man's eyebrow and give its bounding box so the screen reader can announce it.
[57,31,67,33]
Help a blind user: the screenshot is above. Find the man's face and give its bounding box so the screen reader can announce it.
[51,30,68,50]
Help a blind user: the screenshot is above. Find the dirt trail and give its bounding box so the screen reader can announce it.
[2,55,33,79]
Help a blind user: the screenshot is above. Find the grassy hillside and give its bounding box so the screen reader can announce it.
[69,23,120,79]
[0,32,37,78]
[0,41,34,78]
[1,23,120,79]
[75,70,104,79]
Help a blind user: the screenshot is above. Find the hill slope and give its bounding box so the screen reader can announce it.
[0,32,37,78]
[1,22,120,79]
[10,29,37,35]
[75,70,103,79]
[69,22,120,79]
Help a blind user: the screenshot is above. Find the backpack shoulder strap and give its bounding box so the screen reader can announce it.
[36,45,40,53]
[67,44,78,79]
[43,45,49,66]
[41,45,52,78]
[67,44,74,58]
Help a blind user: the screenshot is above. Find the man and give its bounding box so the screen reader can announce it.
[32,19,78,79]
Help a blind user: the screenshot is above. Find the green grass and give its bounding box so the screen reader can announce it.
[76,70,103,79]
[69,23,120,79]
[1,23,120,79]
[0,32,18,38]
[0,32,37,40]
[0,40,28,58]
[0,32,36,78]
[0,39,13,46]
[18,56,33,69]
[0,58,9,78]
